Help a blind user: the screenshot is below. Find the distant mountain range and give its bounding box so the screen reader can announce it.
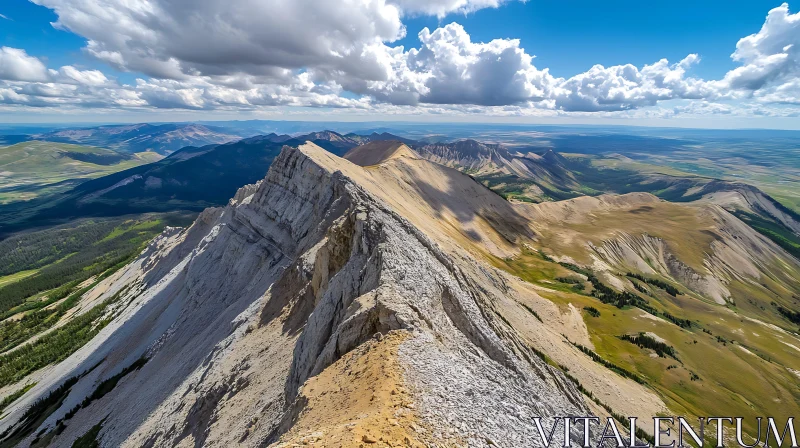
[32,123,243,155]
[1,129,797,259]
[0,130,403,234]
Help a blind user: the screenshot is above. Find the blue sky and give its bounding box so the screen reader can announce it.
[1,0,800,127]
[2,0,784,83]
[399,0,785,79]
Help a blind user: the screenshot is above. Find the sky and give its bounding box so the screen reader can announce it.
[1,0,800,128]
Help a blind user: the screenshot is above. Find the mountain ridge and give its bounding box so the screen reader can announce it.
[0,142,593,447]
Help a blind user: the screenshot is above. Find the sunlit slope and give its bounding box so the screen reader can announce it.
[0,141,159,204]
[343,139,800,436]
[488,193,800,438]
[335,142,800,439]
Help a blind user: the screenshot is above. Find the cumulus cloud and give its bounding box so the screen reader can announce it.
[0,47,50,82]
[32,0,406,82]
[550,55,714,111]
[0,47,373,111]
[4,1,800,116]
[724,3,800,91]
[322,23,554,106]
[413,23,554,106]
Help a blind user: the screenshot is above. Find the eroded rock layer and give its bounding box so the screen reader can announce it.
[0,143,589,447]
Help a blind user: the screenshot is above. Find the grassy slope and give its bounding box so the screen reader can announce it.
[491,248,800,440]
[588,153,800,214]
[0,271,38,289]
[0,141,160,204]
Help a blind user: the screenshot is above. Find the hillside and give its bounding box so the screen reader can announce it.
[405,139,800,257]
[0,137,300,235]
[416,139,584,202]
[36,123,241,155]
[0,141,798,447]
[0,131,382,236]
[0,141,159,204]
[0,143,588,446]
[343,140,418,166]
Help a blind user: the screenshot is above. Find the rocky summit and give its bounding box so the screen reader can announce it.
[0,143,587,447]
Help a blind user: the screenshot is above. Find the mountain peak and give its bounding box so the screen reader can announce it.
[343,140,418,166]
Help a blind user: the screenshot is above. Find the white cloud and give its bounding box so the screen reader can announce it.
[53,66,109,86]
[4,1,800,118]
[32,0,407,82]
[722,3,800,91]
[550,55,713,111]
[412,23,554,106]
[0,47,50,82]
[392,0,516,18]
[0,13,10,20]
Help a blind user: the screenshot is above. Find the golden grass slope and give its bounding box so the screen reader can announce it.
[328,140,800,439]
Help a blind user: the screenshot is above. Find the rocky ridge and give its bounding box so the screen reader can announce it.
[0,143,591,447]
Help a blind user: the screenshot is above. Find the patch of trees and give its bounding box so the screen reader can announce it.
[559,262,647,309]
[630,280,651,295]
[0,219,163,315]
[776,305,800,325]
[0,383,35,414]
[560,369,655,446]
[55,355,147,442]
[569,341,645,385]
[0,376,80,446]
[0,220,120,276]
[70,420,104,448]
[620,333,679,360]
[556,277,582,284]
[583,306,600,317]
[0,280,104,353]
[556,276,585,292]
[0,294,120,388]
[654,310,693,329]
[520,303,543,322]
[558,263,693,329]
[80,356,148,409]
[715,335,734,346]
[625,273,680,296]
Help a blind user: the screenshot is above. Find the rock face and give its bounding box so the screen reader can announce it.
[0,143,588,447]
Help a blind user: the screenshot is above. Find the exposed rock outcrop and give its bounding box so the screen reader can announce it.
[0,143,589,447]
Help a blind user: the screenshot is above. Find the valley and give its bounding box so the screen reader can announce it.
[0,141,160,204]
[0,124,796,447]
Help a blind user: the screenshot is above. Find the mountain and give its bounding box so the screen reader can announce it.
[36,123,242,155]
[345,131,418,147]
[342,140,418,166]
[0,141,159,204]
[0,142,586,446]
[0,132,400,235]
[0,136,309,235]
[2,141,799,447]
[404,139,800,257]
[556,157,800,258]
[416,139,583,202]
[293,130,361,155]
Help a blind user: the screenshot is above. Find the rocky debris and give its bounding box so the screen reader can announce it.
[401,332,588,448]
[0,142,590,447]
